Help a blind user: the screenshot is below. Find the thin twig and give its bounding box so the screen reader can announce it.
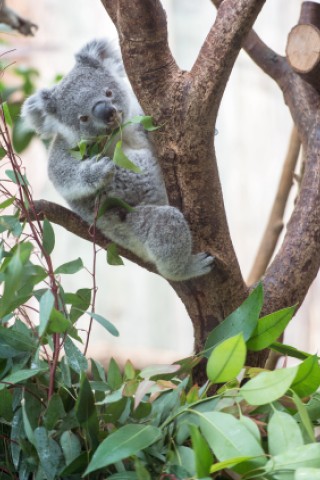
[248,126,301,284]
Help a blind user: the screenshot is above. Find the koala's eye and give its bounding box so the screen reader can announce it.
[79,115,89,123]
[105,89,113,98]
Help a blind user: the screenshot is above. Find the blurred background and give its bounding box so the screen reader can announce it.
[3,0,319,367]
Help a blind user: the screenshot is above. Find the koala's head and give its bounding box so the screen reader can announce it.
[22,39,134,146]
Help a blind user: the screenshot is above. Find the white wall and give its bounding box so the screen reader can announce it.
[5,0,318,366]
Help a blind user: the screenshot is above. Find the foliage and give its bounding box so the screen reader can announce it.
[1,94,320,480]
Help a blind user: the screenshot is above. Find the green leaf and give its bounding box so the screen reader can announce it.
[12,117,35,153]
[130,115,161,131]
[88,311,119,337]
[107,242,124,266]
[0,389,13,421]
[5,169,29,186]
[42,219,55,255]
[60,431,82,466]
[0,326,35,353]
[54,257,83,274]
[199,412,266,471]
[2,101,13,127]
[75,374,99,449]
[206,333,246,383]
[265,444,320,474]
[271,342,311,360]
[44,394,66,430]
[39,289,55,337]
[247,306,296,351]
[107,357,123,390]
[291,355,320,397]
[0,146,6,160]
[292,391,316,442]
[64,336,88,374]
[113,140,142,173]
[241,366,298,405]
[204,283,263,356]
[210,457,255,474]
[268,410,304,456]
[0,196,15,209]
[84,424,162,475]
[189,424,213,478]
[21,397,35,446]
[48,308,72,334]
[0,368,46,391]
[34,427,63,480]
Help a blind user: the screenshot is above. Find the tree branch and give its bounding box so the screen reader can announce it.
[248,126,301,284]
[30,200,155,274]
[191,0,266,122]
[0,0,37,36]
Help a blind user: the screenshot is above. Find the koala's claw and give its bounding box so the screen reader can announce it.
[191,252,215,276]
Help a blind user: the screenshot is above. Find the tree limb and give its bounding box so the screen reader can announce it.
[191,0,266,122]
[30,200,155,274]
[0,0,37,36]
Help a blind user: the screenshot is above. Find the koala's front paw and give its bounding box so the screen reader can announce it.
[81,156,115,189]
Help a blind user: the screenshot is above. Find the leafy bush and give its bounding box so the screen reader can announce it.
[1,99,320,480]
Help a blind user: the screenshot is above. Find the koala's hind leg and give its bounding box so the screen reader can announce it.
[127,206,214,281]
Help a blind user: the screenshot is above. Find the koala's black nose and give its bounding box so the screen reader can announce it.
[92,101,116,123]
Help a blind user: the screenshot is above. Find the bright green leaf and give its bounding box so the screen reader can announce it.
[189,424,213,478]
[130,115,161,131]
[291,355,320,397]
[206,333,246,383]
[210,457,255,474]
[247,306,296,351]
[84,424,161,475]
[113,140,142,173]
[48,308,72,334]
[268,410,304,456]
[55,257,83,274]
[241,366,298,405]
[204,283,263,356]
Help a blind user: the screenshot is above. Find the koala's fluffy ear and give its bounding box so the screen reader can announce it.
[21,87,59,138]
[75,39,125,75]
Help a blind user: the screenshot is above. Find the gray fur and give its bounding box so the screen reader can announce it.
[22,39,214,281]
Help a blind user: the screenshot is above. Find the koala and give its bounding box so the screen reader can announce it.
[22,39,214,281]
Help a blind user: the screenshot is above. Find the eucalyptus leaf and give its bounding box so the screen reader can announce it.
[113,140,142,173]
[206,333,246,383]
[291,355,320,397]
[247,306,296,351]
[241,366,298,405]
[268,410,304,456]
[85,424,162,475]
[204,283,263,356]
[199,411,266,472]
[64,336,88,374]
[88,311,119,337]
[189,424,213,478]
[55,257,83,274]
[34,427,63,480]
[107,242,124,266]
[42,219,55,256]
[39,289,55,337]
